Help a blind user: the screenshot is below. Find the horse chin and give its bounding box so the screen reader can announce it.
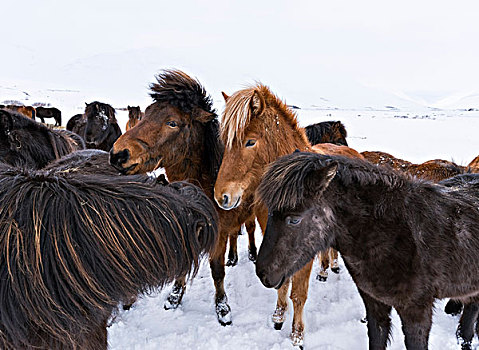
[119,163,139,175]
[273,275,286,290]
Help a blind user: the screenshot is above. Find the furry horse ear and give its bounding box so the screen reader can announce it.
[196,109,215,124]
[250,90,265,116]
[305,160,338,197]
[221,92,229,102]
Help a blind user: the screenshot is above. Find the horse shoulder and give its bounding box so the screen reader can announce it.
[312,143,364,159]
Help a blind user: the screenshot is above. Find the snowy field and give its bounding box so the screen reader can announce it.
[2,83,479,349]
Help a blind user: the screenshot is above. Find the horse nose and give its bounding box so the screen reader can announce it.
[109,149,130,167]
[222,194,230,207]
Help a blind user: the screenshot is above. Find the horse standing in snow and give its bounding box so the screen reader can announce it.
[125,105,144,130]
[256,152,479,349]
[0,163,218,349]
[214,83,363,348]
[0,109,84,169]
[110,69,257,325]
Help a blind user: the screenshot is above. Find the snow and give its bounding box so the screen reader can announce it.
[1,77,479,348]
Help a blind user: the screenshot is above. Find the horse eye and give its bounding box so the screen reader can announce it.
[245,139,256,147]
[286,217,302,226]
[166,121,178,128]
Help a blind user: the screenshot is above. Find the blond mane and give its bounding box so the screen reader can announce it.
[221,84,307,149]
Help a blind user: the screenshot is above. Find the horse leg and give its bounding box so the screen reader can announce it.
[210,228,232,325]
[357,289,392,349]
[226,231,239,267]
[396,303,433,350]
[164,276,187,310]
[246,219,257,262]
[445,299,464,316]
[289,258,314,349]
[273,278,291,330]
[457,303,479,350]
[329,248,340,274]
[316,251,329,282]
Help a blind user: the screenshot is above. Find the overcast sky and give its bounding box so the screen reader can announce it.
[2,0,479,108]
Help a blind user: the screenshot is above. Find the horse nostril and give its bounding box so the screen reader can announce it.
[223,194,230,206]
[109,149,130,166]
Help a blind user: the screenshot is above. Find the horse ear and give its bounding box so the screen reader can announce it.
[85,102,88,106]
[250,90,265,116]
[221,92,229,102]
[305,160,338,196]
[196,109,215,123]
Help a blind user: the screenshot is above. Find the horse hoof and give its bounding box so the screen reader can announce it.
[291,329,304,349]
[444,299,463,316]
[461,341,472,350]
[360,316,367,324]
[248,249,257,263]
[226,256,238,267]
[273,321,284,330]
[122,303,133,311]
[316,274,327,282]
[216,296,232,326]
[164,284,185,310]
[331,266,340,274]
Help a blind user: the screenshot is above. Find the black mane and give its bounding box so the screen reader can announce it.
[150,69,215,116]
[258,152,414,212]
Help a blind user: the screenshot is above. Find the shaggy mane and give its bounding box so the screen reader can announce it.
[221,84,307,149]
[0,164,217,349]
[258,152,414,212]
[150,69,215,116]
[85,101,117,123]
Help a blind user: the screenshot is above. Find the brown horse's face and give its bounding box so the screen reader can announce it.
[214,121,266,210]
[110,102,211,175]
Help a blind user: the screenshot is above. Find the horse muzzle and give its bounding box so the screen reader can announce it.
[214,191,242,211]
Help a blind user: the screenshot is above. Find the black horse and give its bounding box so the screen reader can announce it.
[36,106,62,126]
[0,109,84,169]
[67,102,122,151]
[0,162,218,349]
[256,152,479,349]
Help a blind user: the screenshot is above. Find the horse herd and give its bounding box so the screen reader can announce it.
[1,69,479,349]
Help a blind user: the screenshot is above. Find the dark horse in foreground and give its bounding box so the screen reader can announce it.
[0,109,85,169]
[0,163,218,349]
[67,101,122,151]
[110,70,257,325]
[256,152,479,349]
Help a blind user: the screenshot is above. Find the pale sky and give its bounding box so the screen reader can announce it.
[2,0,479,108]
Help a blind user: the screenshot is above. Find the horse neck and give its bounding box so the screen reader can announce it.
[165,156,215,198]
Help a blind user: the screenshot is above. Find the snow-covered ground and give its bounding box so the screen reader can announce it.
[2,81,479,349]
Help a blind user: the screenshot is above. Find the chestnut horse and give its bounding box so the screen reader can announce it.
[5,105,36,119]
[125,105,144,131]
[109,70,256,325]
[362,151,465,182]
[256,152,479,349]
[304,120,348,146]
[214,84,363,348]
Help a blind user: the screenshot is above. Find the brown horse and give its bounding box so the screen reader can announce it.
[5,105,36,119]
[126,105,144,131]
[256,152,479,349]
[109,69,256,325]
[468,155,479,173]
[35,106,62,126]
[214,83,363,348]
[304,120,348,146]
[362,151,465,182]
[0,162,218,350]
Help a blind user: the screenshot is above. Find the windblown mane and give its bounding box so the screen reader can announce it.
[0,164,217,349]
[221,84,308,149]
[258,152,412,212]
[150,69,223,181]
[150,69,215,115]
